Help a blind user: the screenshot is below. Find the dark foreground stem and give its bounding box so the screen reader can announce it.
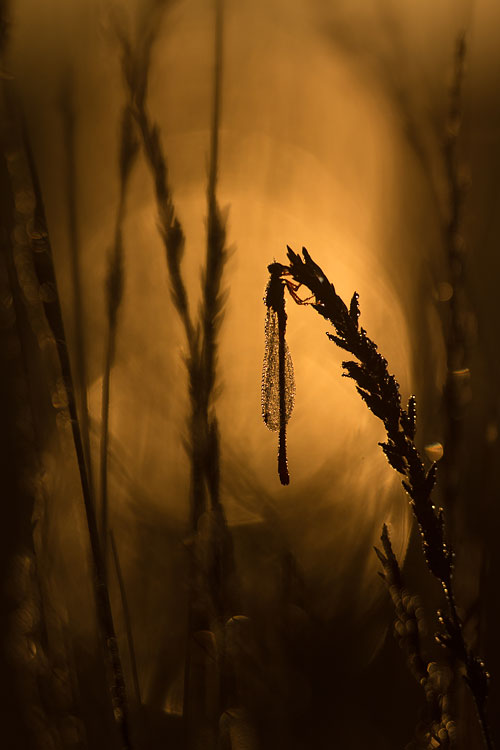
[100,108,138,580]
[99,321,114,580]
[60,73,94,492]
[17,115,134,749]
[110,530,142,707]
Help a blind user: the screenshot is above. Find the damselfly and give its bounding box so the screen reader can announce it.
[262,263,295,485]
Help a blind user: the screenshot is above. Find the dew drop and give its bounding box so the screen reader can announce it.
[27,638,37,660]
[51,378,69,410]
[435,281,453,302]
[451,367,470,378]
[424,442,444,462]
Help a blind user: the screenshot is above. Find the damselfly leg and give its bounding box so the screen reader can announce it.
[282,277,316,306]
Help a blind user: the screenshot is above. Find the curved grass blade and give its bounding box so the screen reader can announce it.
[262,263,295,484]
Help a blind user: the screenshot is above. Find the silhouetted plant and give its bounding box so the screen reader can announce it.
[117,2,237,747]
[1,86,135,749]
[100,105,139,579]
[271,245,493,750]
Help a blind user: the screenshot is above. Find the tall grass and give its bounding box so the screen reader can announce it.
[118,1,234,746]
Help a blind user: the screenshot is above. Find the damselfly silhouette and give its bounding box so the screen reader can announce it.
[262,263,296,485]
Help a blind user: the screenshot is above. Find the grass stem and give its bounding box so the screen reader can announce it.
[99,107,138,580]
[110,529,142,708]
[60,71,94,500]
[18,106,135,750]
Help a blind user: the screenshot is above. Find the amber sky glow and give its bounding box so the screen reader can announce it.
[8,0,499,707]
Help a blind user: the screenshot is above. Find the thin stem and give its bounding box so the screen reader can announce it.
[207,0,222,205]
[201,0,227,511]
[110,529,142,708]
[60,72,94,497]
[441,34,470,510]
[99,320,114,580]
[100,107,137,581]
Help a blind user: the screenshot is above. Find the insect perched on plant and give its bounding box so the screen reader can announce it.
[261,262,296,485]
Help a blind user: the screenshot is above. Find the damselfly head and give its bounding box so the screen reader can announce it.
[267,261,288,276]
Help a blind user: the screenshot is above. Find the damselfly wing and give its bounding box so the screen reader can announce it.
[262,263,295,484]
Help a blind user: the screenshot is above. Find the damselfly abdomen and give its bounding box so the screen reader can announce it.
[262,263,295,485]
